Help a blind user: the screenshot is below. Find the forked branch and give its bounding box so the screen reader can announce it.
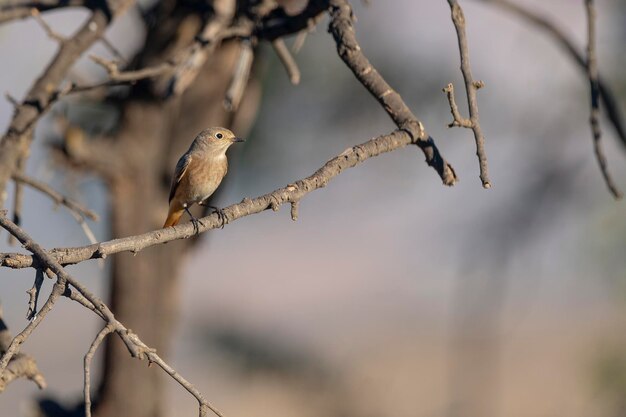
[328,0,457,186]
[445,0,491,188]
[0,213,224,417]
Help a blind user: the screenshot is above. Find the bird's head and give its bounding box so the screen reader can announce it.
[193,127,245,153]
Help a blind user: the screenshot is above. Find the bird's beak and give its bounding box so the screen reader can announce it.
[232,137,245,143]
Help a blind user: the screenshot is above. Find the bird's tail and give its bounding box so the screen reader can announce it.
[163,202,185,228]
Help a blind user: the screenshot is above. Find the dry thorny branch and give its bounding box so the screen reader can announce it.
[0,0,456,412]
[475,0,624,198]
[445,0,490,188]
[0,0,624,415]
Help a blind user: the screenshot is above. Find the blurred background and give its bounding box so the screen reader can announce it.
[1,0,626,416]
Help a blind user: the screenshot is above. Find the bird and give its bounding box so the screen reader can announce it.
[163,127,244,228]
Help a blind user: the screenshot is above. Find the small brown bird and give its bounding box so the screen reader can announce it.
[163,127,244,228]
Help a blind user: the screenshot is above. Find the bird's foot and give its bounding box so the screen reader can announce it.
[185,207,204,234]
[198,202,227,229]
[209,205,227,229]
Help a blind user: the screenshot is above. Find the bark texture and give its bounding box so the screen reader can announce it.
[93,4,244,417]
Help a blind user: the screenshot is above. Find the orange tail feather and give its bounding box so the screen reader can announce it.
[163,203,184,228]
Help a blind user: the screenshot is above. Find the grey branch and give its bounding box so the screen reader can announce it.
[0,304,46,392]
[328,0,457,186]
[0,0,88,24]
[584,0,622,199]
[31,8,65,42]
[2,129,443,270]
[26,269,44,320]
[272,38,301,85]
[446,0,491,188]
[475,0,626,151]
[84,325,114,417]
[0,213,224,417]
[224,39,254,112]
[443,83,472,128]
[12,172,99,221]
[0,0,136,210]
[8,153,27,245]
[12,172,100,244]
[164,0,236,97]
[0,276,67,373]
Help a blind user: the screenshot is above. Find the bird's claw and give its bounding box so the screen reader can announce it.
[185,207,204,234]
[210,206,227,229]
[197,203,227,229]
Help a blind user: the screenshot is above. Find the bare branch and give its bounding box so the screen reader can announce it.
[328,0,457,185]
[4,93,19,107]
[8,155,27,245]
[0,8,32,24]
[99,37,127,64]
[31,8,65,42]
[90,54,172,82]
[0,277,66,371]
[0,213,224,417]
[292,30,308,54]
[163,0,236,97]
[224,39,254,112]
[0,0,87,24]
[84,324,114,417]
[62,285,105,320]
[12,170,100,247]
[88,0,236,98]
[290,200,300,221]
[26,269,44,320]
[446,0,491,188]
[0,0,135,210]
[475,0,626,150]
[2,128,448,270]
[442,83,472,128]
[272,38,301,85]
[0,304,46,392]
[12,172,99,221]
[0,353,47,392]
[584,0,622,199]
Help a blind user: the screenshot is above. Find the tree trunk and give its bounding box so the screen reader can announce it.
[93,4,249,414]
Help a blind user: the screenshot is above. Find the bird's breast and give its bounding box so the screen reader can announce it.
[181,156,228,203]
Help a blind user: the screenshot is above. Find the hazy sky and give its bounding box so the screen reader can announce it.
[1,1,625,416]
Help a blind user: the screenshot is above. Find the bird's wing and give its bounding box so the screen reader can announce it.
[168,153,192,202]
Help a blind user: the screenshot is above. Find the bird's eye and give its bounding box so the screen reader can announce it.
[216,133,223,139]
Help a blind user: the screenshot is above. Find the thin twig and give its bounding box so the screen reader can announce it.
[446,0,491,188]
[12,172,99,221]
[442,83,472,128]
[328,0,457,185]
[584,0,622,199]
[84,324,114,417]
[99,37,127,65]
[272,38,301,85]
[0,213,224,417]
[0,1,136,209]
[26,269,45,320]
[292,30,308,54]
[475,0,626,150]
[62,285,105,320]
[0,303,46,392]
[31,8,65,42]
[0,278,66,371]
[164,0,236,97]
[8,158,26,245]
[90,54,173,82]
[0,0,88,24]
[1,128,451,270]
[224,39,254,112]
